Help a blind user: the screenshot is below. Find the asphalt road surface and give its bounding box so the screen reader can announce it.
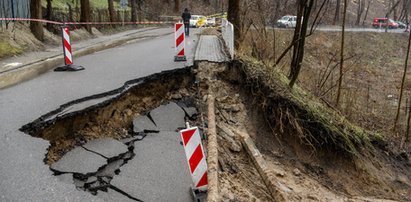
[0,27,199,202]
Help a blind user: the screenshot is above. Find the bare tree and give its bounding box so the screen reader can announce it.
[80,0,91,33]
[275,0,329,66]
[30,0,44,41]
[288,0,315,88]
[336,0,347,106]
[228,0,240,49]
[108,0,116,23]
[362,0,372,26]
[355,0,365,26]
[137,0,143,22]
[131,0,137,22]
[394,21,411,130]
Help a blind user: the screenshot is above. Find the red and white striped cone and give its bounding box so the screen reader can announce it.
[174,23,187,62]
[180,126,208,200]
[55,26,84,71]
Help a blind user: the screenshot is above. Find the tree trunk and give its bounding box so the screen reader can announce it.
[336,0,347,106]
[289,0,314,88]
[68,3,74,22]
[137,0,143,22]
[333,0,341,25]
[30,0,44,41]
[174,0,180,13]
[362,0,372,26]
[394,18,411,130]
[290,1,304,79]
[228,0,241,49]
[46,0,53,30]
[356,0,365,26]
[108,0,116,23]
[80,0,91,33]
[131,0,137,22]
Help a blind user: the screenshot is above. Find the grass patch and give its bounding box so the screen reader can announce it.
[0,41,23,59]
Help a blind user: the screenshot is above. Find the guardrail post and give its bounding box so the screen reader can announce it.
[222,19,234,59]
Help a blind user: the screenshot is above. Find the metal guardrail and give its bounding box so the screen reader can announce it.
[222,19,234,59]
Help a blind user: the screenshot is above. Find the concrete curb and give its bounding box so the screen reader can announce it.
[206,94,219,202]
[231,128,288,202]
[0,27,173,89]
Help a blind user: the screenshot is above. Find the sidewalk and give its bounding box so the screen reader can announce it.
[0,26,173,89]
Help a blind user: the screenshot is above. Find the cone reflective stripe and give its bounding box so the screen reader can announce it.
[62,27,73,65]
[54,26,84,71]
[175,23,185,56]
[174,23,187,61]
[180,127,208,190]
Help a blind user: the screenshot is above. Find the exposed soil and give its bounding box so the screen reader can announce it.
[213,59,411,201]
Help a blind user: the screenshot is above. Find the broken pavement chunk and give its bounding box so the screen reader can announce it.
[96,159,124,178]
[132,115,158,133]
[50,147,107,175]
[182,107,198,119]
[82,138,128,159]
[149,102,186,131]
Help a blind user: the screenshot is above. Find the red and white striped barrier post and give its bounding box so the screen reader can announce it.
[180,126,208,201]
[174,22,187,62]
[55,26,84,71]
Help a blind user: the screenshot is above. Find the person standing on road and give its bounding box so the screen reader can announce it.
[182,8,191,36]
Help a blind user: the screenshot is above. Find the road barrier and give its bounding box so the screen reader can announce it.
[174,23,187,61]
[180,126,208,201]
[222,19,234,59]
[54,26,84,71]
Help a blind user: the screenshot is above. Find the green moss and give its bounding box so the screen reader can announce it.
[0,41,23,59]
[238,56,372,156]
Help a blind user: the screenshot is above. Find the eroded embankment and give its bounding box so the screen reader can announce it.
[217,58,411,201]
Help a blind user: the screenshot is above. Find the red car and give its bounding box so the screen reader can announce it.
[372,18,399,29]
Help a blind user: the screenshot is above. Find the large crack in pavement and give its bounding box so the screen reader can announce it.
[19,67,200,201]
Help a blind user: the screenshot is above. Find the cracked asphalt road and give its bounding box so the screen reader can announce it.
[0,27,199,202]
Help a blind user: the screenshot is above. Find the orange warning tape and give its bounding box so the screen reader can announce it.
[0,18,174,25]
